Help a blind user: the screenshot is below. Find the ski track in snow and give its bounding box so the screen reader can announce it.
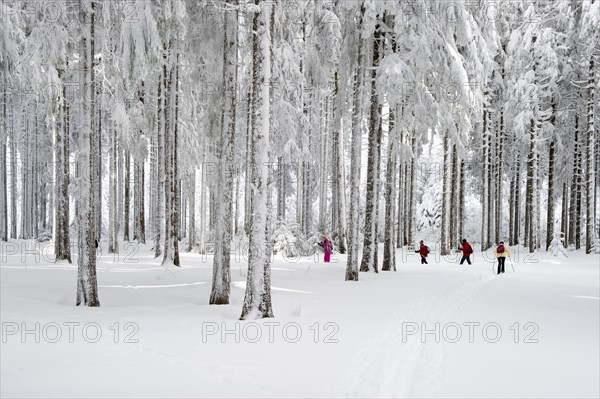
[342,267,495,398]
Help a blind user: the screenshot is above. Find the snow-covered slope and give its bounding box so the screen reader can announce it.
[1,241,598,398]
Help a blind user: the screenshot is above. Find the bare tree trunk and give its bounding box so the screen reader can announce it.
[187,170,196,252]
[360,22,382,273]
[10,105,16,239]
[526,117,539,253]
[244,91,253,234]
[481,106,489,251]
[440,131,449,255]
[382,123,396,271]
[154,72,164,258]
[407,135,416,245]
[124,150,130,242]
[211,0,238,304]
[346,3,365,282]
[108,123,118,254]
[585,57,595,254]
[496,112,504,243]
[487,120,494,248]
[546,139,556,251]
[240,0,274,319]
[458,159,465,240]
[561,181,569,245]
[513,152,521,245]
[449,144,458,250]
[277,156,285,221]
[332,70,347,254]
[0,87,6,242]
[76,0,100,307]
[171,54,181,266]
[396,159,404,248]
[199,158,207,254]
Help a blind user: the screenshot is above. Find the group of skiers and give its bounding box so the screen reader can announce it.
[317,235,510,275]
[416,239,511,274]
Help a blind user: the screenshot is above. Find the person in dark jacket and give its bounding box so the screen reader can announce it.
[415,240,429,264]
[458,239,473,265]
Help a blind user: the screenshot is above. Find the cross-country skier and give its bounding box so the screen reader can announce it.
[318,235,333,263]
[458,239,473,265]
[494,241,511,274]
[416,240,430,264]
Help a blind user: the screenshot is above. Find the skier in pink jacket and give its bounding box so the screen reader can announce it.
[318,235,333,263]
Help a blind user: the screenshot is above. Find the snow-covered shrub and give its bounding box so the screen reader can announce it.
[548,231,568,257]
[591,238,600,254]
[36,230,52,242]
[272,221,299,257]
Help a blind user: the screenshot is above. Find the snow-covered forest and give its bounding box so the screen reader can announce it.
[1,1,599,397]
[2,0,598,307]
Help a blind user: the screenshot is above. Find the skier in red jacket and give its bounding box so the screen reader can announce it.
[458,239,473,265]
[415,240,430,264]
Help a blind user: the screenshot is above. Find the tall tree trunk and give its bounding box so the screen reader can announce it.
[569,119,578,247]
[360,21,382,273]
[458,159,465,240]
[407,135,416,245]
[277,156,285,221]
[137,158,145,244]
[481,106,489,251]
[396,159,404,248]
[76,0,100,307]
[496,112,504,244]
[585,57,595,254]
[318,96,328,231]
[108,123,118,254]
[199,157,207,253]
[382,124,396,271]
[513,151,521,246]
[561,181,569,245]
[211,0,238,304]
[332,70,347,254]
[96,107,102,241]
[0,85,6,242]
[546,139,556,251]
[345,3,365,282]
[526,117,539,253]
[124,150,130,241]
[244,91,253,234]
[187,170,196,252]
[240,0,274,319]
[171,53,181,266]
[440,131,450,255]
[449,144,458,250]
[487,123,494,248]
[154,72,164,258]
[10,105,16,239]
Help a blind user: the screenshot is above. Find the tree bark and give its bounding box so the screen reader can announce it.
[345,3,365,282]
[240,0,274,319]
[76,0,100,307]
[440,131,450,255]
[360,21,382,273]
[211,0,238,304]
[585,57,595,254]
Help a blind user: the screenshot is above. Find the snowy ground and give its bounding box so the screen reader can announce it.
[1,240,599,398]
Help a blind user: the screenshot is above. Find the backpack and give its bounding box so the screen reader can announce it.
[497,244,505,254]
[426,246,430,254]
